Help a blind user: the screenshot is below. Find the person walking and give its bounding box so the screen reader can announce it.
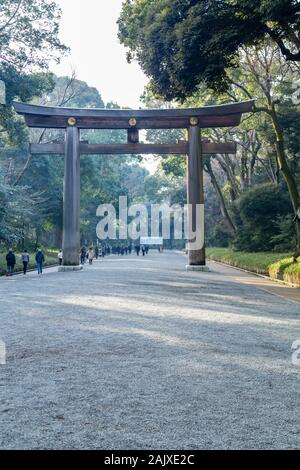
[80,246,86,265]
[95,245,99,260]
[6,248,16,277]
[88,247,94,265]
[141,245,146,256]
[36,249,45,275]
[58,250,63,266]
[21,250,30,275]
[135,245,140,256]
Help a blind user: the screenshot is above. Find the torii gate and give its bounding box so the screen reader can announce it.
[13,100,254,271]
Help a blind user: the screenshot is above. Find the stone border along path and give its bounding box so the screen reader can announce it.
[209,260,300,305]
[0,251,299,449]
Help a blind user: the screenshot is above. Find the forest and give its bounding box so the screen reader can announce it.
[0,0,300,279]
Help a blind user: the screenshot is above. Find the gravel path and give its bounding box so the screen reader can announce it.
[0,252,299,450]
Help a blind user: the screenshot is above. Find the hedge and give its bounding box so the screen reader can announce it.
[269,257,300,286]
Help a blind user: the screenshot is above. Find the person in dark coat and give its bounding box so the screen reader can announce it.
[6,248,16,276]
[80,246,86,264]
[35,249,45,275]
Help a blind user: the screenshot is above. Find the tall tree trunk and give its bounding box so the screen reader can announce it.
[215,154,240,201]
[269,105,300,258]
[204,160,236,234]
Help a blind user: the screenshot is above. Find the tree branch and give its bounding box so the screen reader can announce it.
[0,0,23,34]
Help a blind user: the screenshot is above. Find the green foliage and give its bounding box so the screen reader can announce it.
[161,155,186,178]
[0,165,46,244]
[269,256,300,285]
[283,259,300,286]
[0,65,55,144]
[144,171,185,205]
[268,256,295,279]
[270,215,297,251]
[208,248,300,284]
[118,0,300,99]
[0,0,67,71]
[232,183,294,251]
[0,0,67,141]
[207,247,292,275]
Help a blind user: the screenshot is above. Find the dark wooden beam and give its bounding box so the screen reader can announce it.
[30,143,65,154]
[14,100,254,130]
[30,141,237,155]
[128,128,139,144]
[202,141,237,154]
[80,143,188,155]
[30,143,189,155]
[22,115,243,130]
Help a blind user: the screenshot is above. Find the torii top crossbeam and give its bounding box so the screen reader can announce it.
[13,100,254,129]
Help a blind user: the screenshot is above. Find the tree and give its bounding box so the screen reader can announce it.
[0,1,68,249]
[0,164,45,245]
[225,44,300,256]
[0,0,68,179]
[178,41,300,254]
[0,0,67,70]
[118,0,300,100]
[0,0,68,142]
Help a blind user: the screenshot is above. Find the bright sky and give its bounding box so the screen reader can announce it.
[51,0,148,109]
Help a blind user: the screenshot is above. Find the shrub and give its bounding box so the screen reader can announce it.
[269,257,300,286]
[284,262,300,286]
[232,183,294,252]
[268,257,294,280]
[207,248,291,275]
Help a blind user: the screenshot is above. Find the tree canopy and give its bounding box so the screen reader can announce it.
[0,0,67,70]
[0,0,68,142]
[118,0,300,100]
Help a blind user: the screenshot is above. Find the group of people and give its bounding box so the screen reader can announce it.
[80,245,108,265]
[4,242,154,277]
[5,248,45,277]
[110,244,149,257]
[112,245,132,256]
[134,245,149,257]
[78,243,151,266]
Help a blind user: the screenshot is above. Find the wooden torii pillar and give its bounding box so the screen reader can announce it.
[13,100,254,271]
